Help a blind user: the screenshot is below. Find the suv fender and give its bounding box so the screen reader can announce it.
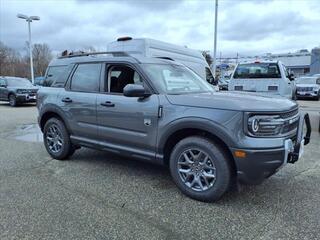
[39,104,72,134]
[157,117,236,159]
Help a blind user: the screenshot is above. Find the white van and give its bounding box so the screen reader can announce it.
[228,61,296,99]
[107,37,216,85]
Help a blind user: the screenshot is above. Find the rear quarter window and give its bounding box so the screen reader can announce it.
[233,63,281,79]
[44,65,70,87]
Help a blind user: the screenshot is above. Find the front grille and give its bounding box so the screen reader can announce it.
[279,108,299,119]
[297,87,313,91]
[19,89,38,94]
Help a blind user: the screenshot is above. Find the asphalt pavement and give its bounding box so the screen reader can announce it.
[0,101,319,240]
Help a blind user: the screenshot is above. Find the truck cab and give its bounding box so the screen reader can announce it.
[228,61,296,100]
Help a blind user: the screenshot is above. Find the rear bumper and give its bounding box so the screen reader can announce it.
[232,113,311,184]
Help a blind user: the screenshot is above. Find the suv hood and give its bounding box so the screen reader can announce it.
[296,83,319,88]
[9,86,39,91]
[166,91,297,112]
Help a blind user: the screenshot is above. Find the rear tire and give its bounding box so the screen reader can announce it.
[9,94,17,107]
[43,118,75,160]
[169,136,231,202]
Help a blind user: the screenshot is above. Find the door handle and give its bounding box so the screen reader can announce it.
[101,101,115,107]
[61,97,72,103]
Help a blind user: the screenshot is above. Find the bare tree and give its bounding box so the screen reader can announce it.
[201,51,213,66]
[0,41,21,76]
[32,43,52,77]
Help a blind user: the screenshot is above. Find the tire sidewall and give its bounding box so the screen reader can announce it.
[9,94,16,107]
[169,137,231,202]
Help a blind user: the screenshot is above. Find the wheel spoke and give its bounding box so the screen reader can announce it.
[203,172,215,179]
[178,168,191,174]
[196,176,204,190]
[188,150,196,160]
[183,152,193,164]
[201,175,210,187]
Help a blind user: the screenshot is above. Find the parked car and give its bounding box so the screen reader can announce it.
[37,52,311,202]
[34,76,45,86]
[218,78,229,90]
[312,73,320,78]
[0,76,38,106]
[296,76,320,100]
[228,61,296,100]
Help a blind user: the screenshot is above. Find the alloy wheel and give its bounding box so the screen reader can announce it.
[46,124,63,153]
[177,148,216,192]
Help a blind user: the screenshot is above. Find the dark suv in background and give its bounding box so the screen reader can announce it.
[37,52,311,202]
[0,76,38,107]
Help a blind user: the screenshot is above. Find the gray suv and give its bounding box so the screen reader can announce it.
[37,52,311,202]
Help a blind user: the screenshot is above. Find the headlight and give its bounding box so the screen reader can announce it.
[313,87,319,91]
[247,115,284,136]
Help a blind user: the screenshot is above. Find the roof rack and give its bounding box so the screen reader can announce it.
[58,51,130,59]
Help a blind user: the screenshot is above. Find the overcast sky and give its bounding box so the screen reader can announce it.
[1,0,319,57]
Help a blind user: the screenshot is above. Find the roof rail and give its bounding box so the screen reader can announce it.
[58,51,130,59]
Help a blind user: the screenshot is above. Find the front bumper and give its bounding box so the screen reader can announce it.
[296,90,319,98]
[233,113,311,184]
[16,94,37,103]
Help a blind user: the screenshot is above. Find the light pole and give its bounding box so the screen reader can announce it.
[17,14,40,84]
[212,0,218,78]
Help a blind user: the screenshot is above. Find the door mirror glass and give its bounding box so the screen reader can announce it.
[123,84,150,98]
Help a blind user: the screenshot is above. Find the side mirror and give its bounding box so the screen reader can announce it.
[0,84,6,88]
[288,73,295,81]
[123,84,151,98]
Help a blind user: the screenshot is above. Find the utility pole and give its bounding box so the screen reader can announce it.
[212,0,218,78]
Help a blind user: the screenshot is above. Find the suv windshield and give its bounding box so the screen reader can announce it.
[143,64,213,94]
[233,63,281,79]
[7,78,33,87]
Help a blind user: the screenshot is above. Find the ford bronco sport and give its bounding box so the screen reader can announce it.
[37,52,311,202]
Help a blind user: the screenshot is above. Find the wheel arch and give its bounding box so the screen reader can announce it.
[159,119,237,176]
[39,108,71,134]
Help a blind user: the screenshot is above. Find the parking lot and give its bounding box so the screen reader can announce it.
[0,100,319,240]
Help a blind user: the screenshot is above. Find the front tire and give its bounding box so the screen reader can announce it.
[169,136,231,202]
[43,118,75,160]
[9,94,17,107]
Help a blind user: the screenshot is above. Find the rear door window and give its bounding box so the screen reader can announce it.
[44,65,69,87]
[70,63,101,92]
